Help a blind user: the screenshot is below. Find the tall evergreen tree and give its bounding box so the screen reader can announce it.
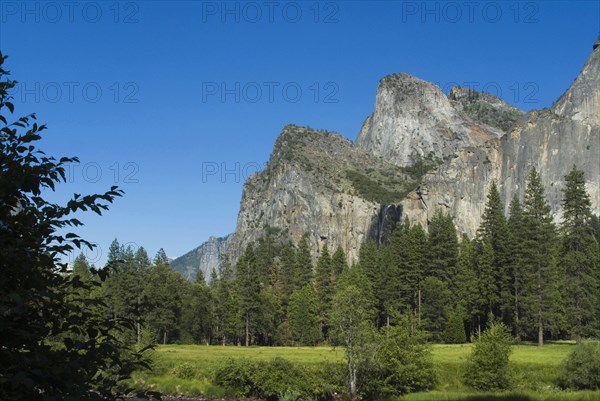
[559,166,600,338]
[421,276,451,341]
[473,239,498,331]
[477,181,512,322]
[315,244,334,337]
[427,210,458,285]
[453,236,480,338]
[395,219,428,318]
[507,195,526,340]
[331,245,349,279]
[143,250,185,344]
[236,245,262,346]
[295,235,313,290]
[521,168,562,346]
[378,244,401,327]
[288,284,322,345]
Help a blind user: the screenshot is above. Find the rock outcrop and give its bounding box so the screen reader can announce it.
[181,37,599,270]
[170,234,232,281]
[227,125,413,263]
[402,40,600,234]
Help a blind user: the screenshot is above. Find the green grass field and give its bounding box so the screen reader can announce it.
[130,343,600,401]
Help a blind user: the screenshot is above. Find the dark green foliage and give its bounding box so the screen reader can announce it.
[421,276,451,341]
[403,153,442,180]
[477,181,512,323]
[0,53,153,401]
[427,209,458,284]
[591,214,600,243]
[213,358,336,401]
[444,305,467,344]
[236,245,262,346]
[464,322,513,391]
[559,166,600,338]
[367,316,437,398]
[315,244,334,336]
[345,169,410,204]
[508,195,526,340]
[331,245,348,279]
[180,279,213,344]
[461,100,524,132]
[557,341,600,390]
[393,218,428,317]
[143,252,187,344]
[473,239,498,326]
[520,168,562,345]
[289,284,322,345]
[294,235,313,290]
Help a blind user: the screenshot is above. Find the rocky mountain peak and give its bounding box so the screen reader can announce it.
[356,73,505,168]
[552,37,600,125]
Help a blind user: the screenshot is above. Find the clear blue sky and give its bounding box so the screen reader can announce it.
[1,1,598,266]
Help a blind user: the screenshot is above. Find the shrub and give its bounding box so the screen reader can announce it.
[557,341,600,390]
[213,358,257,397]
[463,322,513,391]
[171,362,197,380]
[363,316,436,399]
[213,357,337,401]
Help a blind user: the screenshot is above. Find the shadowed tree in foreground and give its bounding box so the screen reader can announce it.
[0,53,155,401]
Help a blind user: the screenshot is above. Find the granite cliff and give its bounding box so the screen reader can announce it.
[178,38,599,271]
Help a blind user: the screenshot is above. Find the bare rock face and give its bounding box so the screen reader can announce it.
[402,41,600,235]
[170,234,232,281]
[355,74,505,167]
[227,125,411,264]
[500,44,600,219]
[182,38,599,272]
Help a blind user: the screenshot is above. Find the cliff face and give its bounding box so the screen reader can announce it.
[183,39,599,271]
[500,44,600,218]
[402,43,600,234]
[227,125,412,263]
[170,234,232,281]
[355,74,510,167]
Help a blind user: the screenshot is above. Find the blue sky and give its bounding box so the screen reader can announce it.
[1,1,598,265]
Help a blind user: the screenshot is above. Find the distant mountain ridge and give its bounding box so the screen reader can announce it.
[170,234,232,281]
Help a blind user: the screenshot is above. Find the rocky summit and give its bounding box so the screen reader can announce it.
[174,38,599,274]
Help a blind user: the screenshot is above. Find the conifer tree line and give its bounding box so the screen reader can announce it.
[76,166,600,346]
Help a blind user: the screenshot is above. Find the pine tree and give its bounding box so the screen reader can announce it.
[331,246,349,279]
[358,240,382,325]
[427,210,458,286]
[279,242,297,303]
[395,219,428,318]
[559,166,600,338]
[477,181,512,322]
[295,235,313,290]
[453,236,480,338]
[378,244,400,327]
[315,244,334,338]
[521,168,562,346]
[143,250,186,344]
[473,239,498,331]
[288,284,322,345]
[72,253,93,282]
[508,195,526,340]
[236,245,261,346]
[421,276,451,341]
[107,238,123,265]
[443,305,467,344]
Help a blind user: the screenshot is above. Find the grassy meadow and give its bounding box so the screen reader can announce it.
[130,342,600,401]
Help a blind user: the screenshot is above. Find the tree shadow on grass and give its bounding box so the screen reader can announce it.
[455,396,535,401]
